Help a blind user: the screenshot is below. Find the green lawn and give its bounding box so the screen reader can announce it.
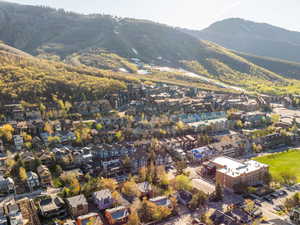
[253,149,300,182]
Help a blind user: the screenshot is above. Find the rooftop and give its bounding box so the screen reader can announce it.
[106,206,129,220]
[66,194,87,207]
[212,156,268,177]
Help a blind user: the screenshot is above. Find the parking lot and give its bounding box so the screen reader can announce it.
[251,184,300,224]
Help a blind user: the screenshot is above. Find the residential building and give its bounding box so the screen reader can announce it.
[177,190,192,206]
[76,212,103,225]
[26,172,39,191]
[66,194,88,218]
[93,189,113,210]
[137,182,152,197]
[0,175,15,194]
[149,196,173,209]
[211,156,269,191]
[210,210,239,225]
[290,208,300,225]
[37,165,52,188]
[17,197,41,225]
[39,197,67,218]
[6,203,23,225]
[0,208,7,225]
[104,206,129,225]
[13,135,23,151]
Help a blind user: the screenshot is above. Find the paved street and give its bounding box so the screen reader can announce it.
[256,185,300,225]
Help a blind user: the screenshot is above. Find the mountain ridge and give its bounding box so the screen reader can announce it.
[183,18,300,63]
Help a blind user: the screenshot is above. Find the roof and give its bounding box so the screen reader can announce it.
[106,206,129,220]
[93,189,112,199]
[149,196,170,206]
[137,182,152,193]
[27,171,38,179]
[77,212,102,225]
[39,197,64,213]
[66,194,87,207]
[212,156,268,177]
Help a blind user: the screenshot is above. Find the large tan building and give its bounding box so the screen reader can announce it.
[211,156,269,190]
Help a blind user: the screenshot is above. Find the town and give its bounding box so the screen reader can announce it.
[0,82,300,225]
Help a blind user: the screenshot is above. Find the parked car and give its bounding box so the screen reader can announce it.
[287,186,294,192]
[278,190,287,196]
[274,205,285,212]
[293,184,300,190]
[270,192,280,198]
[263,196,273,203]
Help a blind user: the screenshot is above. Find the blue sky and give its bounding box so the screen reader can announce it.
[4,0,300,31]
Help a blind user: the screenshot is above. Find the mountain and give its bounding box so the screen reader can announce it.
[183,18,300,63]
[2,2,300,97]
[0,1,210,67]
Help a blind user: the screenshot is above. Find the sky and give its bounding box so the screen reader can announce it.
[3,0,300,31]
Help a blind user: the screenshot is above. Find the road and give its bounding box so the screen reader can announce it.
[154,66,248,93]
[257,185,300,225]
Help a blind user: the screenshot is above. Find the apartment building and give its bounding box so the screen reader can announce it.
[211,156,269,190]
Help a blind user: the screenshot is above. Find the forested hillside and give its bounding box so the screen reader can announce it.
[2,2,300,97]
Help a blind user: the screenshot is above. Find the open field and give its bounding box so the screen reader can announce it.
[253,149,300,182]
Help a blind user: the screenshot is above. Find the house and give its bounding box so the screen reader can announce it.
[210,210,239,225]
[0,207,7,225]
[37,165,52,188]
[149,196,173,209]
[290,208,300,225]
[258,133,286,149]
[63,220,76,225]
[104,206,129,225]
[177,190,193,206]
[0,175,15,194]
[39,197,67,218]
[93,189,113,210]
[17,197,41,225]
[73,148,93,166]
[188,146,214,162]
[26,172,40,191]
[137,182,152,197]
[230,208,252,224]
[13,135,23,151]
[66,194,88,218]
[132,151,149,173]
[6,203,23,225]
[76,212,103,225]
[209,141,241,158]
[3,104,24,121]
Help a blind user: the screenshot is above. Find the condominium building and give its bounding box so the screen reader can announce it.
[211,156,269,190]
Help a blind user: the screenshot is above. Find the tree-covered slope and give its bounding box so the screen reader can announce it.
[0,1,209,66]
[2,2,300,96]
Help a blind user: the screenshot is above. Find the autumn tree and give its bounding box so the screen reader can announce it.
[127,209,140,225]
[19,167,27,182]
[44,122,54,135]
[189,190,207,210]
[0,124,14,142]
[98,178,118,191]
[140,199,171,222]
[122,180,140,198]
[173,174,192,191]
[138,167,147,182]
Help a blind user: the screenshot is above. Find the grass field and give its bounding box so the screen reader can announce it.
[253,149,300,182]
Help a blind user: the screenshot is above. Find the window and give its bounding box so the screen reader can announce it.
[78,204,84,210]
